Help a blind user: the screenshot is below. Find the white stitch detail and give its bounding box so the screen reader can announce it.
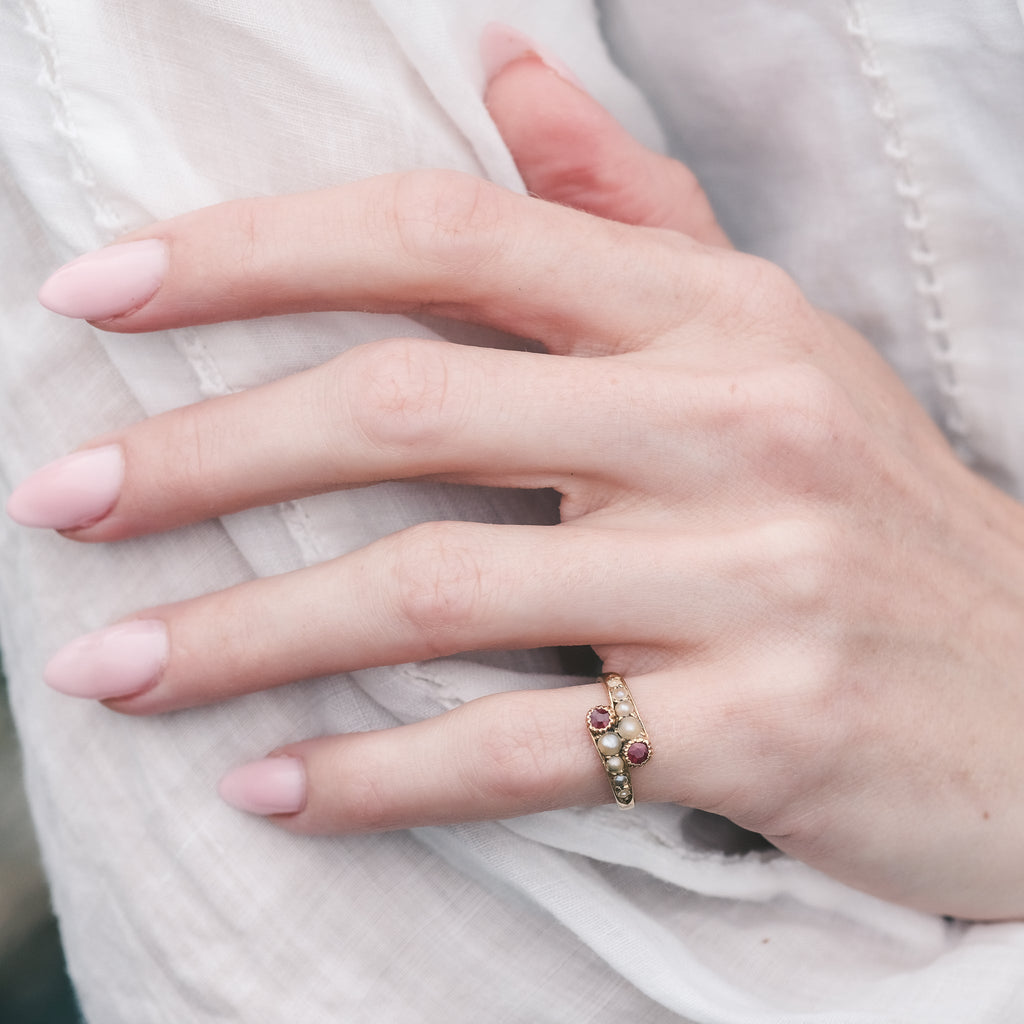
[883,138,908,161]
[902,210,929,232]
[871,97,896,122]
[171,328,230,399]
[844,1,970,438]
[845,13,867,37]
[914,277,942,298]
[19,0,326,567]
[894,178,922,200]
[20,0,118,235]
[277,502,328,565]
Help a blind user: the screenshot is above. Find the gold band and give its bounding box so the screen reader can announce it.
[586,673,653,809]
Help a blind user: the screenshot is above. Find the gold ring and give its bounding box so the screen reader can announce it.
[586,673,652,809]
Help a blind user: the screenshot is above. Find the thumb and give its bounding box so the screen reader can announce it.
[482,25,731,248]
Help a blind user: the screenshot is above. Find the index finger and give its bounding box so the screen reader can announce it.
[38,170,715,355]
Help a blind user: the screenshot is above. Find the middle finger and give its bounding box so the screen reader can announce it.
[42,520,755,713]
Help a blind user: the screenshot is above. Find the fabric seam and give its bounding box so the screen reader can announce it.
[17,0,325,567]
[843,1,971,455]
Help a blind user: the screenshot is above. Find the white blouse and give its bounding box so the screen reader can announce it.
[1,1,1023,1021]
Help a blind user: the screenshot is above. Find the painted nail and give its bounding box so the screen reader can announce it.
[480,23,585,89]
[6,445,124,530]
[218,757,307,816]
[38,238,168,320]
[44,620,169,700]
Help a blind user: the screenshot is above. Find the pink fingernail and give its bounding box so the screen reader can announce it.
[38,238,168,320]
[44,620,169,700]
[218,757,307,816]
[6,445,124,531]
[480,23,585,89]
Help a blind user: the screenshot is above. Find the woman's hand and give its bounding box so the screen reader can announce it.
[10,49,1024,921]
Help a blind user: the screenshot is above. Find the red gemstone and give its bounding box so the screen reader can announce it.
[588,707,612,731]
[626,741,650,766]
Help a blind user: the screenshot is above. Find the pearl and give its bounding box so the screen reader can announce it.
[598,733,622,755]
[611,686,627,701]
[612,774,629,788]
[617,716,642,740]
[615,701,633,717]
[604,756,624,773]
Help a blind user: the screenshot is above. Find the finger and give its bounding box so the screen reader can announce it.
[217,671,760,834]
[41,522,754,714]
[10,339,673,540]
[17,335,750,542]
[37,169,714,355]
[483,35,732,247]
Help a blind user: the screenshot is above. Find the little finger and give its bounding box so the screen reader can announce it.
[216,673,753,834]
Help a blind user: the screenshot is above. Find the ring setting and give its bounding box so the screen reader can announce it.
[586,673,652,809]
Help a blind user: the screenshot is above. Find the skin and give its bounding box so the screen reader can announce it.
[24,57,1024,920]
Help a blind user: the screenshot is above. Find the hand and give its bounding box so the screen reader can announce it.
[10,47,1024,921]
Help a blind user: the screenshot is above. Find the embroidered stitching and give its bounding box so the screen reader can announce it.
[19,0,325,566]
[844,2,970,446]
[20,0,116,238]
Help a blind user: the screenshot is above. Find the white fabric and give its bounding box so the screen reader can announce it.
[2,0,1024,1020]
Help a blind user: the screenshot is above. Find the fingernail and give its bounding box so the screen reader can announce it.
[6,445,124,530]
[218,757,307,816]
[480,23,585,89]
[38,238,168,320]
[44,620,169,700]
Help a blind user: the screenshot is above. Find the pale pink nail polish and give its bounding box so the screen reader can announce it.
[218,757,307,816]
[44,620,169,700]
[38,238,168,320]
[6,445,124,530]
[480,23,586,89]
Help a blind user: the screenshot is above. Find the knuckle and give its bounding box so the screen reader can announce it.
[343,338,455,452]
[389,169,509,277]
[747,516,839,614]
[194,586,271,682]
[218,197,270,285]
[142,401,218,508]
[458,694,565,808]
[696,252,816,341]
[730,253,809,322]
[332,763,399,834]
[390,523,486,650]
[745,363,856,485]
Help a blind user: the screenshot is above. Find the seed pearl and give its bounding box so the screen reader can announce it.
[598,733,622,755]
[615,701,633,717]
[617,716,642,740]
[611,687,628,701]
[604,756,624,773]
